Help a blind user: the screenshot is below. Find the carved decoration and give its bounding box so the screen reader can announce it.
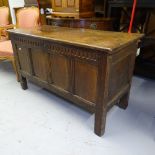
[12,35,99,62]
[44,41,99,62]
[13,35,43,48]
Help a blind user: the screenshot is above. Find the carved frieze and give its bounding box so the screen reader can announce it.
[12,35,99,62]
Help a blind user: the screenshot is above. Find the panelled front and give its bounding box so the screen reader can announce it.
[51,54,70,90]
[80,0,94,12]
[108,43,137,99]
[74,60,97,103]
[17,46,32,74]
[31,49,52,82]
[52,0,63,7]
[13,35,99,104]
[52,0,79,12]
[67,0,76,7]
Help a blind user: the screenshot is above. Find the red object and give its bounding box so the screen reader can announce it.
[37,0,40,9]
[36,0,42,24]
[128,0,137,33]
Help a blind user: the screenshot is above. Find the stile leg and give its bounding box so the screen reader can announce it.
[94,107,107,136]
[118,92,129,109]
[94,56,110,137]
[20,76,28,90]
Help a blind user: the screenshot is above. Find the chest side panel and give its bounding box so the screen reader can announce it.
[108,43,137,100]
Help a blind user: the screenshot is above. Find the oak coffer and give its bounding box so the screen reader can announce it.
[8,26,143,136]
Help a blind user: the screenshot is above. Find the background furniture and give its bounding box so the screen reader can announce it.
[135,39,155,79]
[46,16,115,30]
[107,0,155,79]
[9,26,142,136]
[36,0,114,27]
[95,0,107,17]
[24,0,52,7]
[0,6,14,41]
[0,6,10,40]
[0,40,18,79]
[51,0,95,18]
[24,0,38,7]
[0,6,17,80]
[0,0,9,7]
[0,0,12,25]
[108,0,155,17]
[134,10,155,79]
[0,0,10,20]
[0,6,13,42]
[0,7,40,81]
[16,7,39,28]
[108,0,155,31]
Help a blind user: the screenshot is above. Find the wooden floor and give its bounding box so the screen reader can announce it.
[0,62,155,155]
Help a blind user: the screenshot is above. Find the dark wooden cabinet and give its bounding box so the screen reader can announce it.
[0,0,9,6]
[135,41,155,79]
[134,10,155,79]
[51,0,95,18]
[24,0,38,6]
[39,0,52,8]
[8,26,142,136]
[46,16,115,30]
[24,0,52,7]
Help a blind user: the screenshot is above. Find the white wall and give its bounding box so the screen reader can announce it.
[8,0,25,24]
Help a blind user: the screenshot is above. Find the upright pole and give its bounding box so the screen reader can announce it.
[128,0,137,33]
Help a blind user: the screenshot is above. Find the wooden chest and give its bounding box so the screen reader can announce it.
[51,0,95,18]
[46,16,114,30]
[8,26,142,136]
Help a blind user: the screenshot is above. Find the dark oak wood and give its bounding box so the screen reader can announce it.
[46,16,115,30]
[118,92,129,109]
[8,26,143,136]
[20,76,28,90]
[39,0,53,8]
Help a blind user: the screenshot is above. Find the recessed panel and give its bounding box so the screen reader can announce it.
[67,0,75,7]
[54,0,62,7]
[52,54,69,90]
[31,49,52,82]
[109,55,131,98]
[74,60,97,103]
[17,47,31,74]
